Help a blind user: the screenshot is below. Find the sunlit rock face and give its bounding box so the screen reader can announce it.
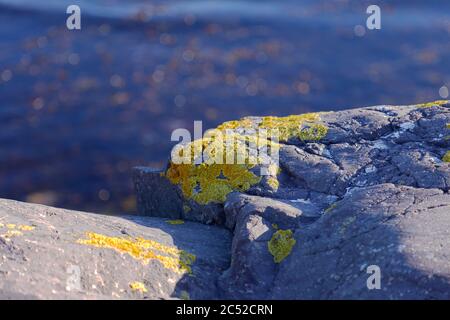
[134,101,450,299]
[0,198,231,299]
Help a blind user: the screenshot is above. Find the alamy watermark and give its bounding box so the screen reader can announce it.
[366,5,381,30]
[355,5,381,37]
[366,265,381,290]
[66,5,81,30]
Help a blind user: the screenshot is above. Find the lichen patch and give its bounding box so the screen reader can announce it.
[129,281,147,293]
[166,163,261,205]
[77,232,196,274]
[416,100,449,108]
[443,151,450,163]
[0,223,35,240]
[166,219,185,225]
[268,229,296,263]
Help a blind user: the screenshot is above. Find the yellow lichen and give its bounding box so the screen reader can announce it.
[167,112,328,205]
[166,219,185,225]
[217,118,255,130]
[166,162,261,205]
[266,176,279,191]
[1,230,23,239]
[77,232,196,274]
[129,281,147,293]
[443,151,450,163]
[217,113,328,143]
[268,229,296,263]
[298,123,329,141]
[167,128,279,205]
[442,122,450,163]
[183,205,191,213]
[0,223,35,239]
[260,113,327,142]
[416,100,449,108]
[17,225,35,231]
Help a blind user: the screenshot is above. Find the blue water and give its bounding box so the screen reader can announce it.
[0,0,449,213]
[1,0,448,26]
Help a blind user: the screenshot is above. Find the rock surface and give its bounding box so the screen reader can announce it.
[134,101,450,299]
[0,198,231,299]
[1,101,449,299]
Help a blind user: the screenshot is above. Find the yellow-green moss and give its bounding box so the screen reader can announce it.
[443,151,450,163]
[416,100,449,108]
[268,229,296,263]
[183,205,191,213]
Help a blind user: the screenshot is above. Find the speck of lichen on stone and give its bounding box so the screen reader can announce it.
[129,281,147,293]
[0,223,35,239]
[180,290,190,300]
[166,219,185,225]
[324,203,338,213]
[268,229,296,263]
[1,230,23,240]
[266,176,279,191]
[443,151,450,163]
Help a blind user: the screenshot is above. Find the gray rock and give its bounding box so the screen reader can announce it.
[3,101,449,299]
[133,167,183,219]
[0,198,231,299]
[132,101,450,299]
[271,184,450,299]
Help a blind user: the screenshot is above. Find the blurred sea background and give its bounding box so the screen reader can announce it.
[0,0,449,214]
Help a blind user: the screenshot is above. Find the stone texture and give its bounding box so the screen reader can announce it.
[133,101,450,299]
[0,198,231,299]
[2,101,450,299]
